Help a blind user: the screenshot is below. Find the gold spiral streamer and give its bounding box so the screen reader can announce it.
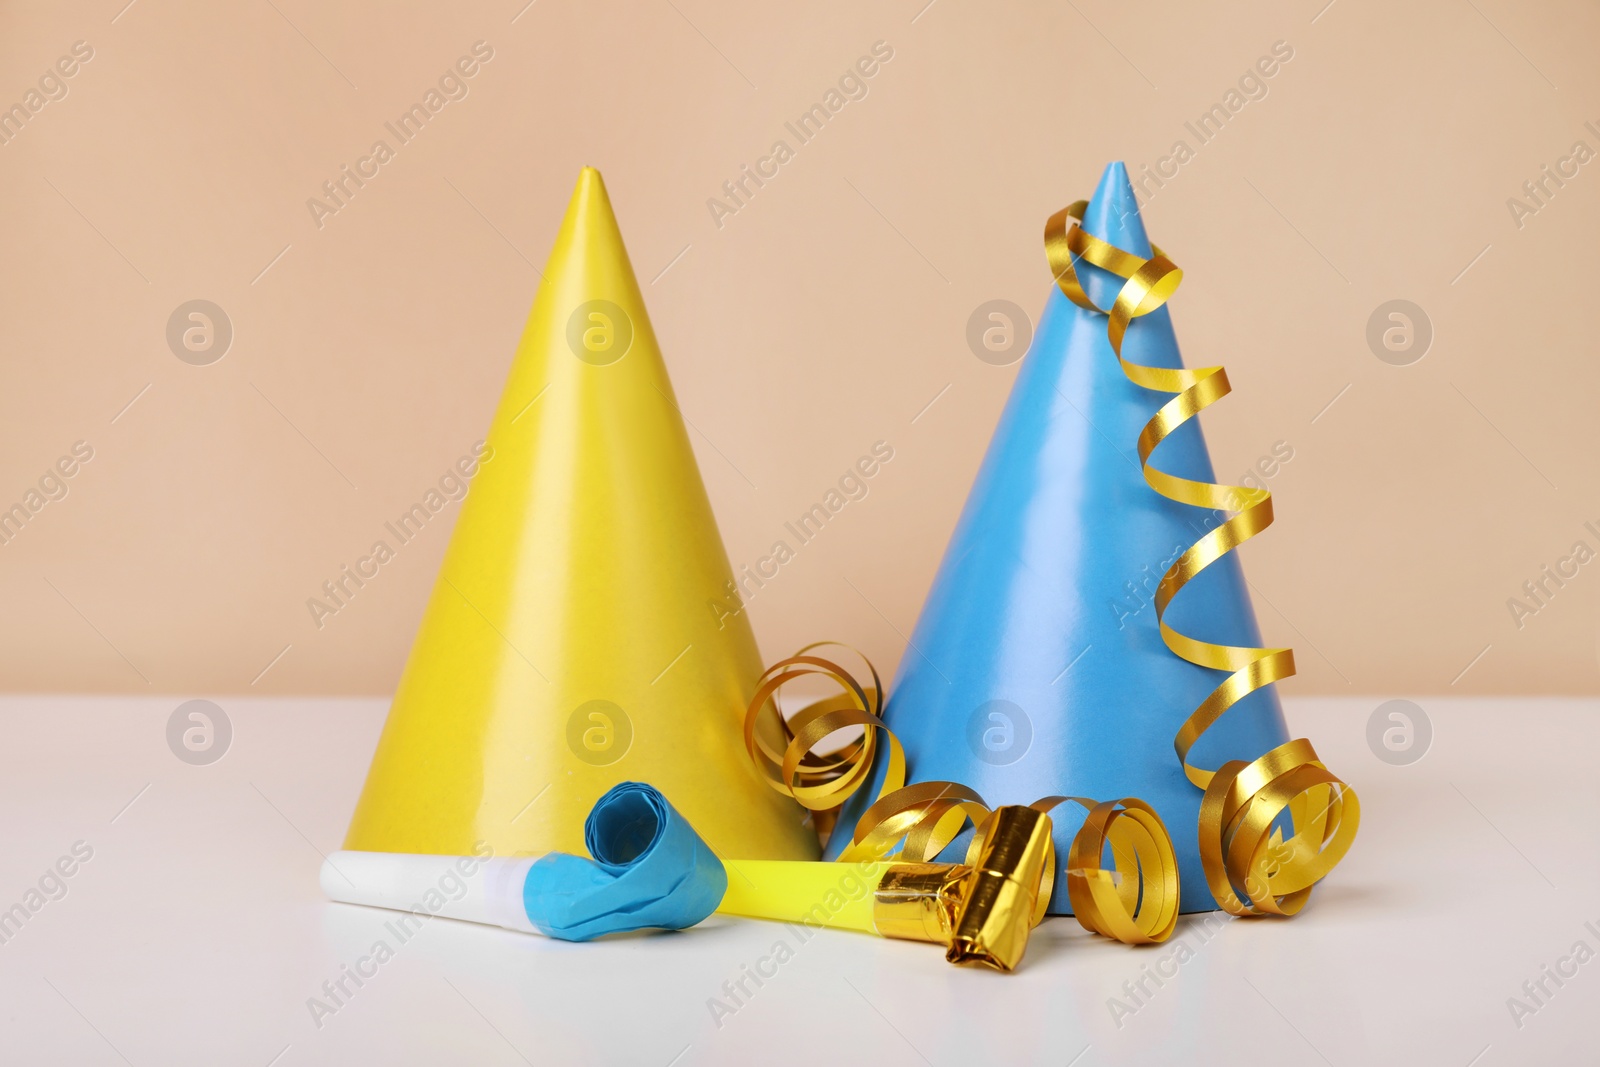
[744,644,1179,942]
[1044,200,1360,917]
[744,642,990,866]
[1047,796,1179,944]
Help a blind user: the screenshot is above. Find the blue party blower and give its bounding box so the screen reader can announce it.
[824,162,1291,914]
[322,783,727,940]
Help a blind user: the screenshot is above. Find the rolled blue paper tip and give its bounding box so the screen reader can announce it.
[523,782,728,942]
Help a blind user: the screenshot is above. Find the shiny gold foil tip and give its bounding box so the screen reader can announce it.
[945,805,1053,971]
[868,805,1054,972]
[870,863,968,945]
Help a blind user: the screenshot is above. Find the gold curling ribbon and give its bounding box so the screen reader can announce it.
[1044,199,1360,917]
[1047,796,1179,944]
[744,643,1178,942]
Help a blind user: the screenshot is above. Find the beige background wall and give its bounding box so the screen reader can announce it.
[1,0,1596,695]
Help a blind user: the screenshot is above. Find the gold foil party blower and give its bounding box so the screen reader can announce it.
[717,804,1055,971]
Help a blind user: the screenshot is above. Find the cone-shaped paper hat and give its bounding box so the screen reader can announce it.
[824,163,1289,912]
[344,169,818,862]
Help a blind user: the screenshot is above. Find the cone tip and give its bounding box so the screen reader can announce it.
[1082,160,1151,258]
[563,166,619,237]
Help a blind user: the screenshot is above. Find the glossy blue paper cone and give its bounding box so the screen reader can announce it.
[825,163,1290,914]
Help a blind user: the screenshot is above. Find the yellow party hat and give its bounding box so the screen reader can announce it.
[343,168,818,862]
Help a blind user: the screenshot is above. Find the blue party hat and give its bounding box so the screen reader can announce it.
[824,163,1290,914]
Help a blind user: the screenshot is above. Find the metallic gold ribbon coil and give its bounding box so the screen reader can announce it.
[744,644,1178,943]
[1044,199,1360,917]
[1049,796,1179,944]
[744,642,987,866]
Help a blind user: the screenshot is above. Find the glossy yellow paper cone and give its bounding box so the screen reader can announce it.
[343,168,818,862]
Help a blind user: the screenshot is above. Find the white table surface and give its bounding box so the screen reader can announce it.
[0,695,1593,1066]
